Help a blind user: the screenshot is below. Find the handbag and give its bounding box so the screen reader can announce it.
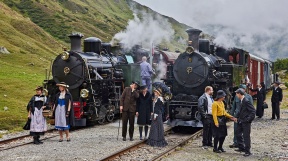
[217,116,226,125]
[23,118,31,130]
[263,102,268,109]
[42,110,53,118]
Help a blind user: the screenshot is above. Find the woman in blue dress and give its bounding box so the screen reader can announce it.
[146,88,168,147]
[53,82,74,142]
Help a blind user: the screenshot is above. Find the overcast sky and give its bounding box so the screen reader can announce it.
[133,0,288,59]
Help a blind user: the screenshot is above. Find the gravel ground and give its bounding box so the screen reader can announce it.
[162,99,288,161]
[0,118,169,161]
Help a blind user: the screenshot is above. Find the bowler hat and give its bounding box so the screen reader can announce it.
[274,81,281,85]
[56,82,69,88]
[216,90,226,99]
[140,85,147,90]
[235,88,245,95]
[35,86,43,90]
[132,81,140,87]
[239,84,247,89]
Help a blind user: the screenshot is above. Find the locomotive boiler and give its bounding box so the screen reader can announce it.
[164,28,236,127]
[44,33,124,126]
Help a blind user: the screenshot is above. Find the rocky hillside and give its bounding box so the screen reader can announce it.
[0,0,191,132]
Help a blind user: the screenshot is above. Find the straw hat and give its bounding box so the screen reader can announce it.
[153,88,162,96]
[35,86,43,90]
[56,82,69,88]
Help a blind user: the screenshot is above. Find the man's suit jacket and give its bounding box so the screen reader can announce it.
[271,87,283,103]
[238,97,256,123]
[120,87,139,113]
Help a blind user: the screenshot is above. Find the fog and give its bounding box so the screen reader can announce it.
[134,0,288,60]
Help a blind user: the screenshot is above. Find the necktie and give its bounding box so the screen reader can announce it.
[210,97,214,103]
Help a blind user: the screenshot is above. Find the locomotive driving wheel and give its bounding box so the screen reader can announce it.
[105,104,115,122]
[97,117,105,124]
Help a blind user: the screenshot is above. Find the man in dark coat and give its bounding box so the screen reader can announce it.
[198,86,214,149]
[271,81,283,120]
[234,88,256,157]
[249,84,266,118]
[136,85,153,140]
[120,81,140,141]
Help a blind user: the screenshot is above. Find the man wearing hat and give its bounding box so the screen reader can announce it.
[229,84,253,148]
[271,81,283,120]
[234,88,256,156]
[120,81,140,141]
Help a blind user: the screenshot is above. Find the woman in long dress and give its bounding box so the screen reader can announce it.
[212,90,236,153]
[249,83,266,118]
[136,85,153,140]
[146,88,168,147]
[52,82,74,142]
[27,86,47,144]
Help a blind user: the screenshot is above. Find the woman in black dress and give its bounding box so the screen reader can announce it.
[27,86,48,144]
[136,85,153,140]
[146,88,168,147]
[249,83,266,118]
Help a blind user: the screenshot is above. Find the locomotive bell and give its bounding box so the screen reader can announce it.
[61,52,70,60]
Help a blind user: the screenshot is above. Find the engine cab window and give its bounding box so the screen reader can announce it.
[229,53,239,64]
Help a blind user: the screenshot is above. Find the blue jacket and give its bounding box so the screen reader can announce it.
[230,93,253,118]
[140,61,153,77]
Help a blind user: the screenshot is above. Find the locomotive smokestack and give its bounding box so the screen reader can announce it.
[69,33,84,52]
[186,28,202,51]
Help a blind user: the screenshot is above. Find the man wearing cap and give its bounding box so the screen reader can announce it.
[120,81,140,141]
[271,81,283,120]
[140,56,155,89]
[234,88,256,157]
[229,84,253,148]
[198,86,214,149]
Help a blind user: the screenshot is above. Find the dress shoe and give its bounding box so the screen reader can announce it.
[218,148,226,152]
[207,143,213,147]
[130,138,134,141]
[270,118,275,120]
[202,146,208,150]
[213,149,221,153]
[229,144,238,148]
[276,118,280,121]
[140,137,143,140]
[123,137,126,141]
[235,148,245,152]
[243,152,251,156]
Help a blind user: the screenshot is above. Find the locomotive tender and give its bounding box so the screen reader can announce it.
[44,34,125,126]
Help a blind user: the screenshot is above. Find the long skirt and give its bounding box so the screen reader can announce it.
[146,114,167,147]
[30,108,47,136]
[212,123,227,138]
[55,104,70,130]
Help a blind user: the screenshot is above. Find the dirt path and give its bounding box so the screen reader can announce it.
[163,92,288,161]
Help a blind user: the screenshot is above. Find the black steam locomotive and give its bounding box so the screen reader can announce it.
[44,34,125,126]
[164,29,237,127]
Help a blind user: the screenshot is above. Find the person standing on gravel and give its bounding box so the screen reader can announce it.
[229,84,253,148]
[234,88,256,157]
[211,90,236,153]
[136,85,153,140]
[249,83,266,118]
[27,86,48,144]
[52,82,75,142]
[198,86,214,149]
[271,81,283,120]
[120,81,140,141]
[146,88,168,147]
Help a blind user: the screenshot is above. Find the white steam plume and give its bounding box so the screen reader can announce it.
[111,11,174,49]
[134,0,288,60]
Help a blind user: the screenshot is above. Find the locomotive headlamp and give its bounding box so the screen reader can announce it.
[80,89,89,98]
[61,52,70,60]
[186,46,194,54]
[43,88,48,96]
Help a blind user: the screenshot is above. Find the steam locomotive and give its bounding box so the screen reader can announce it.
[44,34,126,126]
[162,28,274,127]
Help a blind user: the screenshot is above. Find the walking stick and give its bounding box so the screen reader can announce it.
[117,113,121,140]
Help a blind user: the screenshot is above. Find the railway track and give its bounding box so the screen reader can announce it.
[101,128,203,161]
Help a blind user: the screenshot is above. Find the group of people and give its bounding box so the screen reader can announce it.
[199,81,283,157]
[120,81,167,147]
[26,82,74,144]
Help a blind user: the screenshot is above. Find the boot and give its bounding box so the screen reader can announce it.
[33,136,40,145]
[37,136,43,144]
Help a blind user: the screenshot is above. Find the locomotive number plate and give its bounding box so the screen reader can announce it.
[186,67,193,74]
